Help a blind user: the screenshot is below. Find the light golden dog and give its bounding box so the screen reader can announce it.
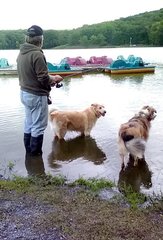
[49,103,106,139]
[118,106,157,169]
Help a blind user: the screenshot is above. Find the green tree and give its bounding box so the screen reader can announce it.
[150,21,163,45]
[79,35,89,46]
[44,30,59,48]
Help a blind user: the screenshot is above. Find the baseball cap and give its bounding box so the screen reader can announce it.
[26,25,43,37]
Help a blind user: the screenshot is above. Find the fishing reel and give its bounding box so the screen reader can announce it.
[55,82,63,88]
[51,82,63,88]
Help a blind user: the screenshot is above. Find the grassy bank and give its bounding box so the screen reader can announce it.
[0,175,163,240]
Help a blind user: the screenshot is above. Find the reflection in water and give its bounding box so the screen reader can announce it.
[48,136,107,168]
[25,154,45,177]
[110,73,144,84]
[118,155,152,193]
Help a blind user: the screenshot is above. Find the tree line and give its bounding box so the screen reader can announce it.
[0,8,163,50]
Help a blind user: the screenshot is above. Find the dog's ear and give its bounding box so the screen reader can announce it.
[142,106,156,113]
[91,103,105,108]
[142,105,149,110]
[91,103,98,108]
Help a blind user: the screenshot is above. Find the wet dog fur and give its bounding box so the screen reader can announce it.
[49,103,106,139]
[118,106,157,169]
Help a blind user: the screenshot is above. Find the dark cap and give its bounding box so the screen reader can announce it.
[26,25,43,37]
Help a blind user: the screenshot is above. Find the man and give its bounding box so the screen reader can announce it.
[17,25,63,155]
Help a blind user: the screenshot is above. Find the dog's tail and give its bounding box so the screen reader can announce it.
[125,138,146,159]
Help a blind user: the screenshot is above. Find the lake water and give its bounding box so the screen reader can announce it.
[0,47,163,196]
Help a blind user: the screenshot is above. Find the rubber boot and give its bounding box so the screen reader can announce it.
[24,133,31,153]
[30,135,43,156]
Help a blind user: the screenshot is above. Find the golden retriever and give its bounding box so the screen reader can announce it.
[49,103,106,139]
[118,106,157,169]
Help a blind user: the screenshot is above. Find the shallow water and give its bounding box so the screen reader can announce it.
[0,48,163,196]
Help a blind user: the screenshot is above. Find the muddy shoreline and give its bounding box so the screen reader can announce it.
[0,181,163,240]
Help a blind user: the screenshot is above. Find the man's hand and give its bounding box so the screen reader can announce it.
[50,75,63,86]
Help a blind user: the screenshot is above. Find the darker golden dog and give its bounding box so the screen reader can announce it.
[49,103,106,139]
[118,106,157,169]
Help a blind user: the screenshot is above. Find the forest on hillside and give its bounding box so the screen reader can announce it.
[0,8,163,49]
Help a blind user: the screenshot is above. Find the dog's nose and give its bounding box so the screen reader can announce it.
[102,111,106,116]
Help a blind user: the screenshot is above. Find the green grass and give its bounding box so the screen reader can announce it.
[0,175,163,239]
[70,177,115,191]
[121,184,147,209]
[0,168,161,210]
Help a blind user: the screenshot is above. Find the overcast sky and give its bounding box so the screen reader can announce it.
[1,0,163,30]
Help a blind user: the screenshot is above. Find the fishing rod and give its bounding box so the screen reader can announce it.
[48,66,104,104]
[52,66,105,88]
[65,65,104,78]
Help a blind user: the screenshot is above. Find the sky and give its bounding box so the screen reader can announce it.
[1,0,163,31]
